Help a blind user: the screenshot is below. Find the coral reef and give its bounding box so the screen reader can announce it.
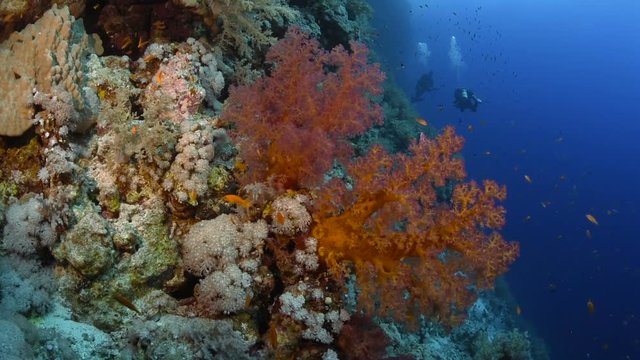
[0,2,537,359]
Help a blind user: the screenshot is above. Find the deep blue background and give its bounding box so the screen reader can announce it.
[369,0,640,358]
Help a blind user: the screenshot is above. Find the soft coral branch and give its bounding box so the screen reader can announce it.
[312,127,519,326]
[222,27,385,189]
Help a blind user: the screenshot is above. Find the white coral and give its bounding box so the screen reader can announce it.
[164,119,216,203]
[182,214,268,315]
[278,282,349,344]
[270,194,312,236]
[1,195,56,256]
[195,264,252,314]
[293,237,319,274]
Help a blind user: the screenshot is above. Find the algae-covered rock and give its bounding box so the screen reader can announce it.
[54,210,115,278]
[115,198,181,290]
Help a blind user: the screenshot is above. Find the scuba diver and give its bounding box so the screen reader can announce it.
[411,71,436,103]
[453,88,482,112]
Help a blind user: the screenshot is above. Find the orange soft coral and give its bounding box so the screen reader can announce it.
[312,127,519,326]
[222,27,385,189]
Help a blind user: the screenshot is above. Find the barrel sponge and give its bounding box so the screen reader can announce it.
[0,5,99,136]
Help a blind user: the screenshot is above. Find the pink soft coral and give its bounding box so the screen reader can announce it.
[222,27,385,189]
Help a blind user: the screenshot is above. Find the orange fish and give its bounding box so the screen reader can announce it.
[234,160,248,173]
[120,36,132,50]
[137,36,150,49]
[222,194,251,208]
[143,54,156,63]
[153,20,166,30]
[587,299,596,314]
[524,175,532,184]
[188,190,198,205]
[586,214,599,225]
[275,212,285,224]
[131,126,138,136]
[267,324,278,349]
[416,117,428,126]
[155,71,164,84]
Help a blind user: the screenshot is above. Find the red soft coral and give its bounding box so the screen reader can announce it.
[222,27,385,189]
[312,127,519,327]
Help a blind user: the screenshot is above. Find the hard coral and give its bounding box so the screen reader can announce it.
[222,27,385,189]
[312,127,519,327]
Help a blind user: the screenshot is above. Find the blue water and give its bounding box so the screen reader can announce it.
[369,0,640,358]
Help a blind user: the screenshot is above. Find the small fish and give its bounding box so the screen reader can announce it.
[131,126,138,136]
[152,20,166,30]
[120,36,132,50]
[587,299,596,314]
[586,214,599,225]
[113,292,140,314]
[188,190,198,205]
[137,36,150,49]
[524,175,532,184]
[515,305,522,316]
[155,71,164,84]
[586,229,592,239]
[483,151,492,156]
[234,160,248,173]
[222,194,251,208]
[143,54,156,63]
[267,324,278,349]
[275,212,286,225]
[416,117,428,126]
[437,104,445,112]
[523,215,532,222]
